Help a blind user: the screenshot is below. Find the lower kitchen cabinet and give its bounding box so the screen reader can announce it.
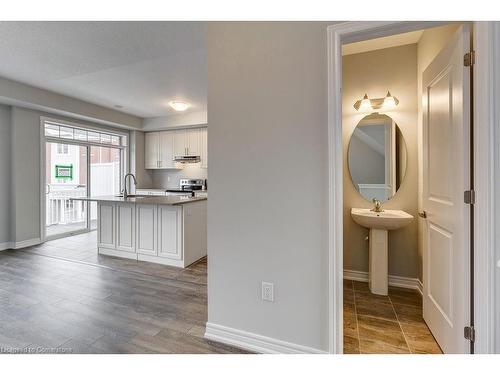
[136,204,157,256]
[116,203,135,253]
[157,205,183,261]
[97,200,207,268]
[97,203,115,249]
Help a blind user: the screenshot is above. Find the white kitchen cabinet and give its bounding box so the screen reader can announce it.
[145,131,181,169]
[159,131,177,169]
[157,205,183,260]
[136,204,157,256]
[186,128,200,156]
[96,200,207,268]
[98,203,115,249]
[116,203,135,253]
[173,130,187,156]
[145,132,160,169]
[200,127,208,168]
[173,128,200,156]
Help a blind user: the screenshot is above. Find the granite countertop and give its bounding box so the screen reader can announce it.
[70,195,207,205]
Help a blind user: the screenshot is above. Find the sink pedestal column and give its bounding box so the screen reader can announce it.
[368,228,388,295]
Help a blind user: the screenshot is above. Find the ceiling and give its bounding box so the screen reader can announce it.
[0,21,206,118]
[342,30,424,56]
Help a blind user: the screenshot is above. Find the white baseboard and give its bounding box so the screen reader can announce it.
[344,269,423,295]
[14,238,41,249]
[205,322,327,354]
[0,242,12,251]
[0,238,41,250]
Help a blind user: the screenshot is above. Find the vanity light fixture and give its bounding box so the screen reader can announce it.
[168,101,191,112]
[353,91,399,113]
[354,93,373,112]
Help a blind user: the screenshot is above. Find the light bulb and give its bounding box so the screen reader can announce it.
[358,94,372,112]
[383,91,397,109]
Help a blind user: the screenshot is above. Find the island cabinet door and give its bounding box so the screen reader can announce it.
[98,202,115,249]
[115,203,136,253]
[136,204,157,256]
[157,205,183,260]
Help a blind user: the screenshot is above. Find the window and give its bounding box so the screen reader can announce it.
[57,143,69,154]
[44,118,128,239]
[45,121,126,146]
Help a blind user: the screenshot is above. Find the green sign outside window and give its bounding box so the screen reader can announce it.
[55,165,73,180]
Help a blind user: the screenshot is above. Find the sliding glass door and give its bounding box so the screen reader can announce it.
[45,142,89,238]
[89,146,122,230]
[43,120,127,240]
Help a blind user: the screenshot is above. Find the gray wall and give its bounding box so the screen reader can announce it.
[130,130,154,190]
[207,22,330,351]
[152,165,207,189]
[10,106,132,243]
[342,44,419,279]
[0,105,11,246]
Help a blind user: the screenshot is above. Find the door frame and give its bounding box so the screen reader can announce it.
[327,21,498,354]
[39,116,129,243]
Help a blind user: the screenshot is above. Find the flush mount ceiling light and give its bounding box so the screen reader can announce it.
[353,91,399,113]
[168,101,191,112]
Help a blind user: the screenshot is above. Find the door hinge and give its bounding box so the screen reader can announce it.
[464,190,476,205]
[464,326,475,342]
[464,51,475,67]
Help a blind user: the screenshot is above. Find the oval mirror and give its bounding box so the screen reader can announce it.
[347,113,407,203]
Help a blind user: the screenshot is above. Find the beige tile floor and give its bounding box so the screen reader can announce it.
[343,279,442,354]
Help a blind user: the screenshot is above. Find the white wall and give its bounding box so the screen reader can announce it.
[342,44,419,279]
[0,104,11,247]
[207,22,331,351]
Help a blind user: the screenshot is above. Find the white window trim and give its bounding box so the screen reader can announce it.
[40,115,130,242]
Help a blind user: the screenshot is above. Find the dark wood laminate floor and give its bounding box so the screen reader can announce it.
[0,232,247,354]
[343,280,442,354]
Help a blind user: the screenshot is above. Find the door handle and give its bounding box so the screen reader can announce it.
[418,211,427,219]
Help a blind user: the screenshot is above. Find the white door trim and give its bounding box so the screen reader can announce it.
[327,21,497,354]
[472,22,500,354]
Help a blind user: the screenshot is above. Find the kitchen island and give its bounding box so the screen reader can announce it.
[71,195,207,268]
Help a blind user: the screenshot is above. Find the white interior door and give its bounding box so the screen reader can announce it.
[422,25,471,354]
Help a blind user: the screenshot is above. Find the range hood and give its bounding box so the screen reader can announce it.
[173,155,201,163]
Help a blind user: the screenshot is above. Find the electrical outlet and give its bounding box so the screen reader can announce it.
[262,282,274,302]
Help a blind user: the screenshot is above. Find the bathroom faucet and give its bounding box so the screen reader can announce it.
[122,173,137,198]
[371,198,383,213]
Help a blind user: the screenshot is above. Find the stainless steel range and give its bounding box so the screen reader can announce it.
[166,179,206,197]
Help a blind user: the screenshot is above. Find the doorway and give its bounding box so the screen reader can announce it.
[41,118,127,241]
[327,21,490,354]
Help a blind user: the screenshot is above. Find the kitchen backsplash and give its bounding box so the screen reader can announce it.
[152,163,207,188]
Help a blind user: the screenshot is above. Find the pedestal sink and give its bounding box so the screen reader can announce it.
[351,208,414,295]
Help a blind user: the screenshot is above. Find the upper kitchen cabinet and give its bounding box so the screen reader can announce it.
[145,131,181,170]
[200,127,208,169]
[174,128,200,156]
[145,132,160,169]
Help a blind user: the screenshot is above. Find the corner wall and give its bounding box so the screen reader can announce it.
[342,44,419,279]
[10,106,132,244]
[207,22,331,352]
[0,104,11,248]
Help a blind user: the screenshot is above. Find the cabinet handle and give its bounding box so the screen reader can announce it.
[418,211,427,219]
